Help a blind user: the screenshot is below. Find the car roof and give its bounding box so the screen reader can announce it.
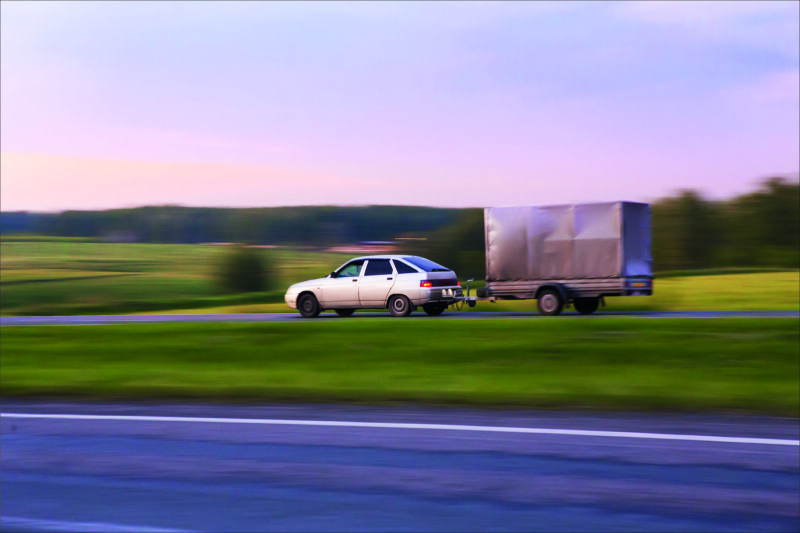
[347,255,420,261]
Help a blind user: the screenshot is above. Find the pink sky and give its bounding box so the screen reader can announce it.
[1,1,798,211]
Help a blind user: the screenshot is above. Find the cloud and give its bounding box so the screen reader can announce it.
[614,1,799,55]
[721,71,800,105]
[0,153,370,211]
[617,1,791,24]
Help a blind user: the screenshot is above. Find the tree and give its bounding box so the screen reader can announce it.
[215,246,274,293]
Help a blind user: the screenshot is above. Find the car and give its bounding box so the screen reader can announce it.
[285,255,463,318]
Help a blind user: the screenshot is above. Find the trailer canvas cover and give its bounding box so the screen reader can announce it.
[484,202,651,281]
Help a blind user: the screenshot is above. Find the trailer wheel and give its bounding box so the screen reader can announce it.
[537,289,564,316]
[573,297,599,315]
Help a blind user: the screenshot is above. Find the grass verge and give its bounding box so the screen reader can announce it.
[2,318,797,416]
[2,239,797,315]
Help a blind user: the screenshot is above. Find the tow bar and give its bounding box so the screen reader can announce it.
[452,278,478,311]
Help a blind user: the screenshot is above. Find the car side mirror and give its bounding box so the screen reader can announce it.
[329,272,337,278]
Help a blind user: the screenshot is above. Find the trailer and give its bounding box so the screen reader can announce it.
[459,202,652,315]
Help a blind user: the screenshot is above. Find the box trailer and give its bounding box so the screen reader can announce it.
[467,202,653,315]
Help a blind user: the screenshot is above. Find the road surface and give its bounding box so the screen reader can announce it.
[2,401,798,532]
[1,310,797,326]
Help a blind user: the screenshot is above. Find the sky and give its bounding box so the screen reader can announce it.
[1,1,798,212]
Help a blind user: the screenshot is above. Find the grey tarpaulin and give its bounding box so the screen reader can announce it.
[485,202,652,281]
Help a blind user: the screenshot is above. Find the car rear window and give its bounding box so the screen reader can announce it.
[402,256,451,272]
[392,260,418,274]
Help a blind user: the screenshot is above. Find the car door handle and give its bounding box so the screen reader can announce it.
[386,277,393,280]
[352,279,358,282]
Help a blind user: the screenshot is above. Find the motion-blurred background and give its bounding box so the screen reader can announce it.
[1,176,797,316]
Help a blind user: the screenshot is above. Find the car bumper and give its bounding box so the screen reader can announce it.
[410,287,463,306]
[285,292,298,309]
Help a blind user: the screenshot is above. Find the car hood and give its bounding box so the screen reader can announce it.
[287,278,327,291]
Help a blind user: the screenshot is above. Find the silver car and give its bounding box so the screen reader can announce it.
[285,255,463,318]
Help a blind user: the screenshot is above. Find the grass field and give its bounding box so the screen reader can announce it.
[1,318,797,416]
[1,240,351,315]
[1,239,798,315]
[137,271,800,316]
[467,271,800,313]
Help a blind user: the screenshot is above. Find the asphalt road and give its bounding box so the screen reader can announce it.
[1,310,798,326]
[2,401,798,532]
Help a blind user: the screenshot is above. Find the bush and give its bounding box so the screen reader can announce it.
[215,246,273,293]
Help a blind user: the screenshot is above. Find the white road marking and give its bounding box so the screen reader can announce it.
[2,412,797,446]
[0,516,193,532]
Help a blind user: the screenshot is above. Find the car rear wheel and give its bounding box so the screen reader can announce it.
[573,297,599,315]
[389,295,412,317]
[422,304,447,316]
[298,293,321,318]
[422,303,447,316]
[537,289,564,316]
[334,309,355,317]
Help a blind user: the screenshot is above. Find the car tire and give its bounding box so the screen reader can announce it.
[298,293,321,318]
[573,297,599,315]
[537,289,564,316]
[334,309,355,317]
[389,295,413,317]
[422,303,447,316]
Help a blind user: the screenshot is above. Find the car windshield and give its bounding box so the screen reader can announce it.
[334,260,364,278]
[402,256,451,272]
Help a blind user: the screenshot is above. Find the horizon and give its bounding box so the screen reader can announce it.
[4,174,797,216]
[2,1,798,211]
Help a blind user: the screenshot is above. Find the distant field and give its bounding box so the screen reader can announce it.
[1,239,797,315]
[147,272,799,316]
[466,271,800,313]
[0,240,351,315]
[2,318,797,416]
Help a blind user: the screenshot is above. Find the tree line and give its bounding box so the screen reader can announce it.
[2,177,797,275]
[403,177,800,278]
[0,205,462,246]
[651,177,798,272]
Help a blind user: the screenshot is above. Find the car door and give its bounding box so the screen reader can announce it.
[359,259,396,305]
[320,260,363,306]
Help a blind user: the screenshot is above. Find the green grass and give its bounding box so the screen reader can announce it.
[2,318,797,416]
[654,267,798,278]
[1,240,798,315]
[1,241,351,315]
[463,271,800,313]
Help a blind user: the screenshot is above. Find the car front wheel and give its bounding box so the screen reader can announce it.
[389,295,413,317]
[298,293,321,318]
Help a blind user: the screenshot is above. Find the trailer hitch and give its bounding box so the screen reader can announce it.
[453,278,478,311]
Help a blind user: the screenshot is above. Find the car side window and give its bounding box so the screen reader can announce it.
[364,259,393,276]
[336,260,364,278]
[392,260,418,274]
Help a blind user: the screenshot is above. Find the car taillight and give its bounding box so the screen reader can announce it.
[457,281,461,286]
[420,281,433,288]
